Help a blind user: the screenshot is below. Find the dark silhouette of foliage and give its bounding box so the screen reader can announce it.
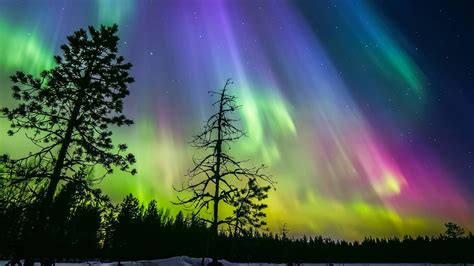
[0,182,107,261]
[0,24,136,205]
[174,79,274,264]
[227,178,271,236]
[106,193,144,260]
[0,24,136,260]
[1,193,473,263]
[444,222,465,239]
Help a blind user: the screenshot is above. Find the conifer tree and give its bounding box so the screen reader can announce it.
[228,178,271,236]
[0,24,136,224]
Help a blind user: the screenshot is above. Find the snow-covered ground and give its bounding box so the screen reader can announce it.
[0,257,471,266]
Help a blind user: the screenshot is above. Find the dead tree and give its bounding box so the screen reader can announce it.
[175,78,274,264]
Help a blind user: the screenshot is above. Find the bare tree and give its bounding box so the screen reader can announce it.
[175,78,274,264]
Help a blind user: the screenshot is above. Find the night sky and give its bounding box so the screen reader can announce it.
[0,0,473,240]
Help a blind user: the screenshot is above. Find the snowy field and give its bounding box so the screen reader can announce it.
[0,257,472,266]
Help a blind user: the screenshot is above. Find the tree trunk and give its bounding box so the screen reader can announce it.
[43,99,81,207]
[44,72,88,209]
[38,80,86,262]
[210,85,226,266]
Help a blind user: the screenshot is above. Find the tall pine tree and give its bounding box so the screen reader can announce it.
[0,25,136,253]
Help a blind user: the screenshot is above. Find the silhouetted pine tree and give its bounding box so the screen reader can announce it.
[109,194,143,260]
[141,199,165,258]
[227,178,271,236]
[444,222,465,239]
[0,24,136,261]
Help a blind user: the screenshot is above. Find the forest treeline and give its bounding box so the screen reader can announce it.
[1,188,473,263]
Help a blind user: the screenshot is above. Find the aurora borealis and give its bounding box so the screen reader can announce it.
[0,0,473,240]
